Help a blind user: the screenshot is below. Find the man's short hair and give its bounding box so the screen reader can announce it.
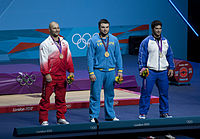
[151,20,162,29]
[98,19,110,28]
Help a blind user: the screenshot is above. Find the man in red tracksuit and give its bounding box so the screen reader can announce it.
[39,21,74,126]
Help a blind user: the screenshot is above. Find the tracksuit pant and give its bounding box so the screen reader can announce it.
[139,70,169,115]
[89,69,116,119]
[39,75,67,124]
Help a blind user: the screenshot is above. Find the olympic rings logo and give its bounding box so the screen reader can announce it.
[16,72,36,86]
[72,33,98,49]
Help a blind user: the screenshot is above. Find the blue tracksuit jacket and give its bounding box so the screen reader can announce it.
[87,33,123,74]
[138,35,175,71]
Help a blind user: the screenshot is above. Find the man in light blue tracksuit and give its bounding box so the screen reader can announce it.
[138,20,175,119]
[87,19,123,122]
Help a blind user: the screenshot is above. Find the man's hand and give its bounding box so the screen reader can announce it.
[118,72,123,78]
[140,68,146,76]
[168,69,174,78]
[45,74,52,82]
[89,74,96,82]
[69,72,74,77]
[67,72,75,85]
[115,72,123,84]
[140,68,149,78]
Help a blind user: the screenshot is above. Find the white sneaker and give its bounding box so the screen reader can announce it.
[105,117,120,121]
[57,119,69,124]
[165,134,175,139]
[113,117,119,121]
[147,136,156,139]
[139,114,146,119]
[90,118,95,123]
[41,121,49,126]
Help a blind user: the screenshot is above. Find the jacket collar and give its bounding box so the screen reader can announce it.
[48,35,64,43]
[98,33,110,39]
[150,34,164,40]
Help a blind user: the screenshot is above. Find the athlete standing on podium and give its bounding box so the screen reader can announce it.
[39,21,74,126]
[87,19,123,122]
[138,20,175,119]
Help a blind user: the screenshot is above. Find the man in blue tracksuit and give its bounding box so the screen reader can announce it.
[87,19,123,122]
[138,20,175,119]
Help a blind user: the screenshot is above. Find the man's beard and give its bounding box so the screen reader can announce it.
[52,33,59,37]
[100,32,108,37]
[153,32,161,39]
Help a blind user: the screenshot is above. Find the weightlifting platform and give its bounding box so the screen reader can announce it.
[0,88,159,113]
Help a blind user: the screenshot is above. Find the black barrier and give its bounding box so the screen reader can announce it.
[13,116,200,137]
[128,36,147,55]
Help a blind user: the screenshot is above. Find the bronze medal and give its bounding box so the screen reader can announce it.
[59,54,64,59]
[105,51,109,57]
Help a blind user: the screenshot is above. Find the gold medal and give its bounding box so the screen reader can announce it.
[59,54,64,59]
[100,36,110,58]
[105,51,109,57]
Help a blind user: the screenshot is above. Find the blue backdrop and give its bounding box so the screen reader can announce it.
[0,0,188,60]
[0,25,149,63]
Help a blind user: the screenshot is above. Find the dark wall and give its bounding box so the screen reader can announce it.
[187,0,200,62]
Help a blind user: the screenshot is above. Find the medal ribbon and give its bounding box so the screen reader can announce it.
[51,36,62,54]
[156,37,162,53]
[100,36,109,52]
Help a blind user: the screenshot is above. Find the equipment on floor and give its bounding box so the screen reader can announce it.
[169,59,193,85]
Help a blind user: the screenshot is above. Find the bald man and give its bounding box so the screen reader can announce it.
[39,21,74,126]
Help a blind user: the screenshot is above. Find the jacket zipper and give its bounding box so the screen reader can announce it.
[49,63,53,72]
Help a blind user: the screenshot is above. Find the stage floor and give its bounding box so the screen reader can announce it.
[0,88,159,113]
[0,55,200,138]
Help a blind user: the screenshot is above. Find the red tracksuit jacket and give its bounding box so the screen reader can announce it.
[39,36,74,77]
